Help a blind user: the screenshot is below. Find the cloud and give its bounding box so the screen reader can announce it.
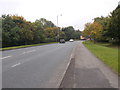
[0,0,119,30]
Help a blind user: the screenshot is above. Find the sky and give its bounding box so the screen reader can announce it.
[0,0,119,30]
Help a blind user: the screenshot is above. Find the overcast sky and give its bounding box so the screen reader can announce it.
[0,0,119,30]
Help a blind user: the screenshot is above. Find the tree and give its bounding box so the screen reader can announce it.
[62,26,75,40]
[11,15,26,28]
[44,27,58,42]
[33,20,45,43]
[91,22,102,42]
[36,18,55,29]
[82,23,92,38]
[83,3,120,44]
[94,16,111,42]
[106,5,120,43]
[19,24,33,45]
[82,22,102,42]
[9,26,21,45]
[74,30,81,39]
[1,14,81,47]
[0,17,2,47]
[59,31,66,39]
[2,15,16,47]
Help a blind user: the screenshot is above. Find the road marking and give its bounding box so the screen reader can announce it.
[0,56,12,60]
[22,50,36,54]
[11,63,21,67]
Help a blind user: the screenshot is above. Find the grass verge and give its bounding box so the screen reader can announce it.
[83,41,119,75]
[0,42,57,51]
[95,42,118,49]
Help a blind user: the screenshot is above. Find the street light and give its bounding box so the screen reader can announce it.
[57,14,62,42]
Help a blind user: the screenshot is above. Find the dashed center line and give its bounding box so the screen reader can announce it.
[11,63,21,67]
[22,50,36,54]
[1,56,12,60]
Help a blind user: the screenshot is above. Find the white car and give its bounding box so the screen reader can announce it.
[69,39,74,42]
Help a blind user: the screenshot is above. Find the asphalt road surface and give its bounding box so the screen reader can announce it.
[2,41,78,88]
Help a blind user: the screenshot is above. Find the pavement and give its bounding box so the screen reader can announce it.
[2,41,79,88]
[60,41,118,88]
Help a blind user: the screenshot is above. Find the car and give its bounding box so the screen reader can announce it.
[69,39,74,42]
[59,39,65,43]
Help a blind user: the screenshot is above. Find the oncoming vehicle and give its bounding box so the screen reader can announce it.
[59,39,65,43]
[69,39,74,42]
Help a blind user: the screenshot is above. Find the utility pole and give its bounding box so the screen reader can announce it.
[57,15,59,42]
[57,14,62,42]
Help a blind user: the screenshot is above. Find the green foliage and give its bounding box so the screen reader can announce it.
[33,20,45,43]
[107,5,120,42]
[59,31,66,39]
[94,16,111,42]
[36,18,55,28]
[83,4,120,44]
[10,26,21,45]
[82,22,102,41]
[2,15,15,47]
[2,15,50,47]
[62,26,81,40]
[44,27,58,42]
[0,18,2,48]
[74,30,82,39]
[2,14,81,47]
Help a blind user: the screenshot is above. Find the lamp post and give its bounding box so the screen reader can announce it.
[57,14,62,42]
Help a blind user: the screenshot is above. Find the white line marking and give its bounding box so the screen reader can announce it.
[11,63,21,67]
[22,50,36,54]
[1,56,12,60]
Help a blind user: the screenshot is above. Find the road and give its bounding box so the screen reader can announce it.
[2,41,78,88]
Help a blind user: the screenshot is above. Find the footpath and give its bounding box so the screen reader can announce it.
[60,41,118,89]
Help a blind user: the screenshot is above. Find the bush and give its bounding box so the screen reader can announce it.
[109,39,119,45]
[44,38,56,43]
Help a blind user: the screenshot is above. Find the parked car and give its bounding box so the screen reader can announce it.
[69,39,74,42]
[59,39,65,43]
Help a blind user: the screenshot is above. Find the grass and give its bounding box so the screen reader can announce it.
[95,42,119,49]
[0,42,57,51]
[83,41,119,75]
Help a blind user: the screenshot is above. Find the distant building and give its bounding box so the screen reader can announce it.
[80,36,85,40]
